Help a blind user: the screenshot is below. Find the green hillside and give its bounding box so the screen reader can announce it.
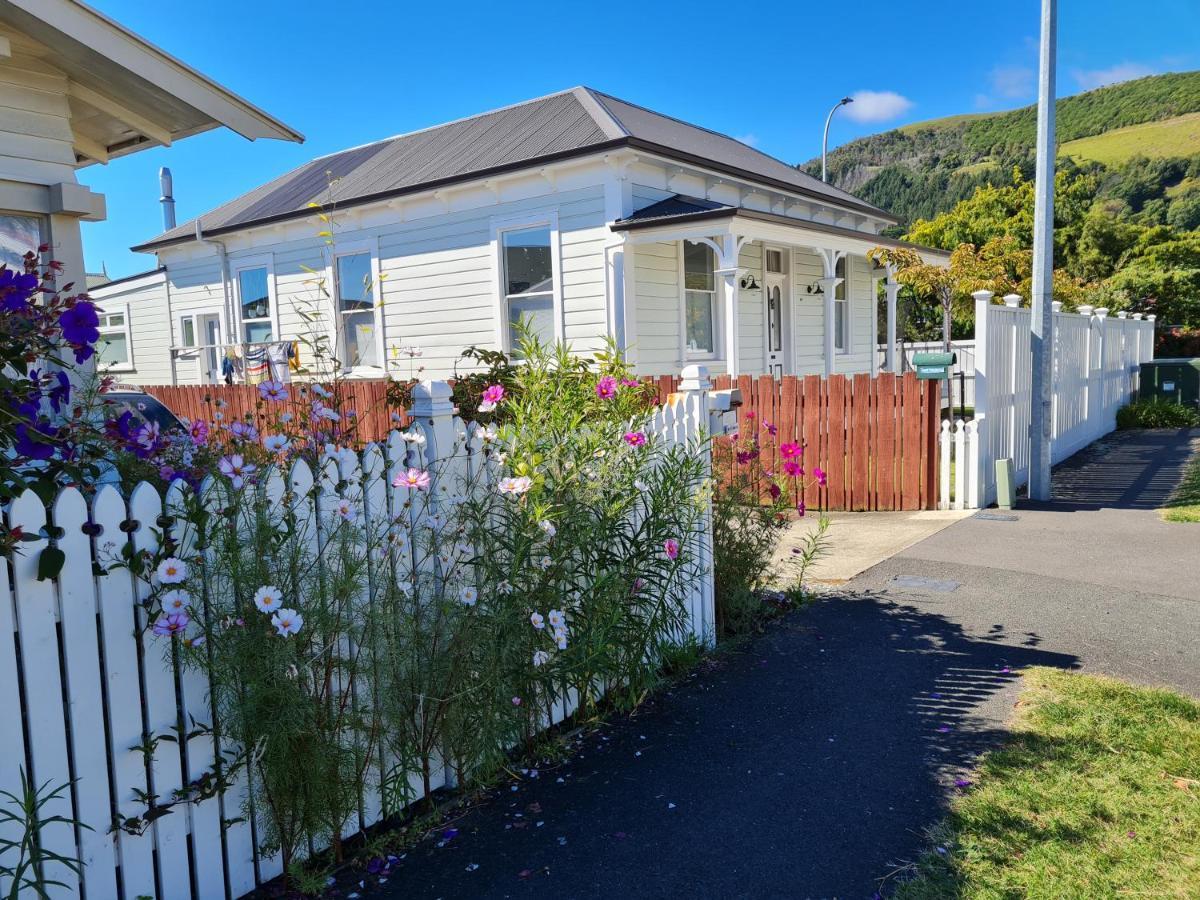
[808,71,1200,228]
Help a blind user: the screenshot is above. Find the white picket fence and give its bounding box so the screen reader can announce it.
[938,294,1155,508]
[1,372,720,900]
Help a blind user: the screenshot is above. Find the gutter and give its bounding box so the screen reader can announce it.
[131,138,897,253]
[193,220,235,359]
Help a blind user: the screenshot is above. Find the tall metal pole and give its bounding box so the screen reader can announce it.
[1028,0,1057,501]
[821,97,854,183]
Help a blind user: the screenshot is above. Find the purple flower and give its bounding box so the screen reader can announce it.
[595,376,618,400]
[152,611,190,637]
[623,431,647,447]
[954,778,972,789]
[0,268,37,311]
[14,422,55,461]
[58,301,100,356]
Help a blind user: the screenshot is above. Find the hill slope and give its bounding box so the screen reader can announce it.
[809,71,1200,227]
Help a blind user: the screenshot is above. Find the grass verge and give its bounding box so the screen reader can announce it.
[895,667,1200,898]
[1162,446,1200,523]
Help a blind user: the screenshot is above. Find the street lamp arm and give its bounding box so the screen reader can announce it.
[821,97,854,183]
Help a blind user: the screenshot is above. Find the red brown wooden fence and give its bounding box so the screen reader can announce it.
[649,372,940,511]
[144,371,939,511]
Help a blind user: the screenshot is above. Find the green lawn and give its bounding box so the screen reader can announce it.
[1162,447,1200,523]
[895,668,1200,898]
[1061,112,1200,166]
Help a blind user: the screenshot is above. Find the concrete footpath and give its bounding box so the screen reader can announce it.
[357,429,1199,899]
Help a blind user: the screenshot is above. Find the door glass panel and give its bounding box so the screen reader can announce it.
[766,249,784,274]
[768,286,782,352]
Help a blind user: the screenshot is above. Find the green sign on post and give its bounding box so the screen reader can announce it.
[912,351,956,381]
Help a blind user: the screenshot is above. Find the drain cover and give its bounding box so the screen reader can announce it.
[890,575,960,593]
[974,512,1019,521]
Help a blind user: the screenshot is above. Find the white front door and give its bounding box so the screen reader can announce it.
[763,246,789,377]
[199,314,223,384]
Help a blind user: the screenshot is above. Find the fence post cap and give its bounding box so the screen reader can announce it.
[1132,313,1144,320]
[1147,314,1156,321]
[1117,311,1128,319]
[971,289,995,302]
[1077,304,1094,316]
[679,364,712,392]
[1094,307,1109,319]
[1051,300,1063,312]
[1002,293,1022,307]
[409,379,456,418]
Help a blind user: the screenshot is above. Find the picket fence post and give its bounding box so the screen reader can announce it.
[677,364,715,647]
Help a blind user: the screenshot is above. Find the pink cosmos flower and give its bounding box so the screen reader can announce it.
[188,419,209,445]
[512,696,522,706]
[258,379,288,402]
[479,384,505,413]
[662,538,680,561]
[595,376,618,400]
[623,431,647,447]
[393,468,431,491]
[813,466,827,487]
[152,611,190,637]
[218,454,256,490]
[783,460,803,477]
[620,378,640,388]
[796,499,807,517]
[768,483,782,500]
[764,421,778,436]
[780,442,802,459]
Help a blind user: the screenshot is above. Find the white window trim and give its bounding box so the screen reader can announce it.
[490,211,563,354]
[679,239,721,362]
[327,237,386,374]
[95,301,134,372]
[763,244,790,373]
[231,254,280,347]
[834,255,850,355]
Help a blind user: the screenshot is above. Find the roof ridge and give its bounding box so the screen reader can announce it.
[311,87,589,162]
[587,88,858,199]
[574,87,629,139]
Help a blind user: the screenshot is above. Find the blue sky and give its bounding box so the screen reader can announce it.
[82,0,1199,278]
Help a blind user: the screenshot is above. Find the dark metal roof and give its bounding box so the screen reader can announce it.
[133,87,896,252]
[611,195,950,258]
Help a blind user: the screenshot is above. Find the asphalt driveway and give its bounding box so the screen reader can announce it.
[350,428,1199,900]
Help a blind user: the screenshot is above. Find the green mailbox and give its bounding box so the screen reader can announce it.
[912,351,956,380]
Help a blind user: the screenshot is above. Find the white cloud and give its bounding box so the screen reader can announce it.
[842,91,914,124]
[734,133,760,148]
[989,64,1035,99]
[1072,62,1158,92]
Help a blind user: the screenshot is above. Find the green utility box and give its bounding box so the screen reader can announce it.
[1138,359,1200,408]
[912,351,956,380]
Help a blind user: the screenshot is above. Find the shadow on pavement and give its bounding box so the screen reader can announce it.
[351,592,1077,900]
[1025,428,1199,512]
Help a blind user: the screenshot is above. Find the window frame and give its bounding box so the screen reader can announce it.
[231,257,278,347]
[834,254,850,354]
[491,212,563,354]
[679,239,720,361]
[96,301,134,372]
[328,238,385,373]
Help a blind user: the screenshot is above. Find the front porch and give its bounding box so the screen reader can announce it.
[609,196,929,379]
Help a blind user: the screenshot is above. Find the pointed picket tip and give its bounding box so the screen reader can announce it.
[52,484,88,522]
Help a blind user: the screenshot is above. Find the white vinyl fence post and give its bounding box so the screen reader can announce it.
[965,418,981,509]
[678,364,716,647]
[938,420,951,510]
[953,420,967,510]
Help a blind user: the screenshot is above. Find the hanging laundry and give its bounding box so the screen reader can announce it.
[266,342,292,383]
[244,345,270,385]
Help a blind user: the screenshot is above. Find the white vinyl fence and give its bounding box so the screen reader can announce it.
[1,372,721,900]
[939,294,1155,508]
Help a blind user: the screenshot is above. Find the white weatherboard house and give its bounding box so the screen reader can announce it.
[94,87,944,385]
[0,0,300,303]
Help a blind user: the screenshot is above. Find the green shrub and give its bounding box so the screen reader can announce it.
[1116,398,1200,428]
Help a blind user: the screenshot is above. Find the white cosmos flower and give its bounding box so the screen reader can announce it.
[634,480,649,492]
[497,579,512,594]
[156,557,188,584]
[497,476,532,496]
[271,608,303,637]
[532,650,550,668]
[554,628,568,651]
[396,580,414,596]
[312,384,332,399]
[547,609,566,630]
[530,612,545,630]
[458,586,478,606]
[253,585,284,614]
[262,434,289,453]
[335,498,357,522]
[478,399,497,413]
[478,425,499,443]
[161,589,190,612]
[538,520,556,539]
[401,431,427,445]
[537,555,552,570]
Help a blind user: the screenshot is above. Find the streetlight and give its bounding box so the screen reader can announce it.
[821,96,854,183]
